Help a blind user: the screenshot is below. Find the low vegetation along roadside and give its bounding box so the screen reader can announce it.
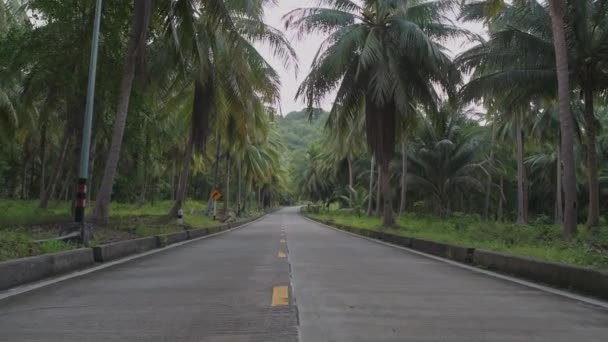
[0,200,263,262]
[303,208,608,269]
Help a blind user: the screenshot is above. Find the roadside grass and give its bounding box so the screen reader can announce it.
[305,209,608,268]
[0,201,71,228]
[0,231,77,261]
[0,199,266,261]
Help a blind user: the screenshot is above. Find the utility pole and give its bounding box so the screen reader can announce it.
[75,0,103,231]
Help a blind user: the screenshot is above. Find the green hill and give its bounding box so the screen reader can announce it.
[276,109,329,153]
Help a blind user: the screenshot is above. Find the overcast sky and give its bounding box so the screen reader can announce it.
[262,1,485,115]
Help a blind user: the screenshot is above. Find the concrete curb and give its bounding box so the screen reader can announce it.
[0,248,95,291]
[93,236,157,263]
[0,213,269,293]
[155,231,188,248]
[304,214,608,302]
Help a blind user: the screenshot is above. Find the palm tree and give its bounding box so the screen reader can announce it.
[0,0,29,34]
[408,104,488,217]
[164,0,296,217]
[92,0,153,225]
[286,0,465,227]
[324,112,366,201]
[295,143,334,203]
[0,1,28,140]
[459,0,578,237]
[565,0,608,229]
[366,154,375,216]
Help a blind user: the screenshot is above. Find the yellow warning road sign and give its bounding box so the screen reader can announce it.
[211,190,222,201]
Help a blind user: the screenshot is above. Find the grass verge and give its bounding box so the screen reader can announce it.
[0,199,265,261]
[304,209,608,269]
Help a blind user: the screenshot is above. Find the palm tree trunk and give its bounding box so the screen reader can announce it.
[60,164,74,203]
[399,142,407,217]
[243,178,250,213]
[549,0,578,238]
[583,83,600,229]
[92,0,152,225]
[556,143,563,224]
[38,114,48,201]
[497,177,504,222]
[169,138,193,217]
[258,187,262,210]
[138,132,150,205]
[206,138,222,215]
[237,159,242,217]
[20,136,30,199]
[346,156,355,191]
[484,175,493,221]
[367,155,375,216]
[375,165,382,218]
[380,160,395,226]
[170,153,177,201]
[224,153,230,212]
[39,130,70,209]
[484,123,496,220]
[516,121,528,225]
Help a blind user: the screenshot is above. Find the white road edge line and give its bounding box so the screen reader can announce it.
[301,215,608,311]
[0,216,267,302]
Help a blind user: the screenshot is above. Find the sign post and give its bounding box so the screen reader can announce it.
[210,190,221,220]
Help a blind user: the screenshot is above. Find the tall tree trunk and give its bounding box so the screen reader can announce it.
[92,0,152,225]
[20,135,31,199]
[483,175,493,221]
[38,114,49,201]
[484,123,496,220]
[237,159,242,216]
[224,153,230,212]
[243,178,250,214]
[347,155,354,193]
[367,155,375,216]
[375,165,382,218]
[258,187,262,210]
[380,159,395,226]
[170,153,177,201]
[39,130,70,209]
[516,122,528,225]
[206,138,222,215]
[556,143,563,224]
[399,142,408,217]
[138,131,150,205]
[169,138,193,217]
[583,84,600,229]
[60,164,74,203]
[497,177,504,222]
[549,0,578,238]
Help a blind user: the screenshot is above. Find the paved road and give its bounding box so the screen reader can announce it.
[1,207,608,341]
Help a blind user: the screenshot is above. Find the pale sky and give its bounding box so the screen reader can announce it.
[262,1,485,115]
[263,0,332,114]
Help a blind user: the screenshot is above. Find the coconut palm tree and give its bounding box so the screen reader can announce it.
[564,0,608,229]
[408,104,488,217]
[459,0,578,237]
[324,112,366,201]
[92,0,153,225]
[295,143,335,204]
[153,0,295,217]
[286,0,466,227]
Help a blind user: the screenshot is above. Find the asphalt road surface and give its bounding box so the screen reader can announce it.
[1,207,607,341]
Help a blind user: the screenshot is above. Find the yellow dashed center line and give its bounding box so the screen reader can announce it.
[277,251,287,258]
[271,286,289,306]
